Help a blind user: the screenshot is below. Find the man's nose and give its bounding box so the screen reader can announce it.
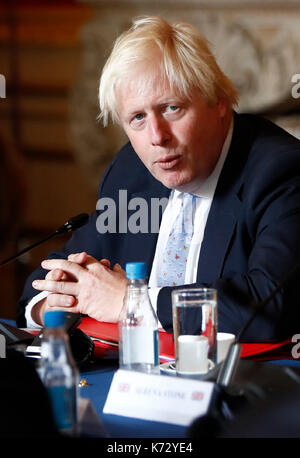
[148,115,171,146]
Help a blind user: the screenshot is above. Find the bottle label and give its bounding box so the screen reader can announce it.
[122,327,159,365]
[47,385,76,432]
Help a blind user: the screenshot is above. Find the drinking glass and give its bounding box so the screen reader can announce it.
[172,288,218,374]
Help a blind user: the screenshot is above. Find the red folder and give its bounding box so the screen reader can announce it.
[78,317,296,362]
[78,317,174,362]
[240,338,293,361]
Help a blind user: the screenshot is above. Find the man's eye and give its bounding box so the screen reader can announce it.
[166,105,179,112]
[134,113,144,121]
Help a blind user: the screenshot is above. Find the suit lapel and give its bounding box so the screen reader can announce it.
[197,113,254,283]
[196,191,242,283]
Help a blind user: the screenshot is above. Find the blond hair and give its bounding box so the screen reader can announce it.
[99,16,239,126]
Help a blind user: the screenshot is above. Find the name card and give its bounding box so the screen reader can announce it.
[103,369,214,426]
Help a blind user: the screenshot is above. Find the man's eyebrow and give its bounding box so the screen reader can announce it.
[121,108,144,123]
[159,95,188,105]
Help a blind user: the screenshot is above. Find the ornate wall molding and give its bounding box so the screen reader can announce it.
[79,0,300,7]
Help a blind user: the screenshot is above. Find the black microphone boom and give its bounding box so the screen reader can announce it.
[0,213,89,267]
[236,258,300,343]
[217,258,300,387]
[55,213,89,235]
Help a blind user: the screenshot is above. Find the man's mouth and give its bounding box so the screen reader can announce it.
[155,155,182,170]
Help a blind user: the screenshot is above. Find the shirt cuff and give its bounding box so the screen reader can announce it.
[148,286,163,329]
[25,291,50,329]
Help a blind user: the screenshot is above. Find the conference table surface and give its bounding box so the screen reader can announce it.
[3,319,300,439]
[1,319,189,438]
[78,356,300,439]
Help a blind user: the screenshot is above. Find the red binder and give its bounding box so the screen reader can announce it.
[78,317,174,362]
[240,338,293,361]
[78,317,296,362]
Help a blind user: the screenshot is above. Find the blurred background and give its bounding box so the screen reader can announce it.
[0,0,300,321]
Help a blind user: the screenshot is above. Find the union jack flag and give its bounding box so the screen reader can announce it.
[118,383,130,392]
[191,391,204,401]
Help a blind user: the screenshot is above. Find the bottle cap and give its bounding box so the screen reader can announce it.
[125,262,146,279]
[44,310,66,328]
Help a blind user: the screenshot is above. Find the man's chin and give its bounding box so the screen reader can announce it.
[151,162,191,189]
[156,172,205,193]
[158,175,191,190]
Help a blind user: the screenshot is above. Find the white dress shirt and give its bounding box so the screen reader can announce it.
[25,119,233,328]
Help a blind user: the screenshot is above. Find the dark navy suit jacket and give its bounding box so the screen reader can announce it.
[17,113,300,342]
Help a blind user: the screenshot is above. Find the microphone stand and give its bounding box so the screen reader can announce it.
[0,213,89,267]
[1,232,63,267]
[0,213,89,347]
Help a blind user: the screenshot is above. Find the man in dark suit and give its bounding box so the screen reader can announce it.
[17,16,300,342]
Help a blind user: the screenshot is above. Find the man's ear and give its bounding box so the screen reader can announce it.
[217,97,228,119]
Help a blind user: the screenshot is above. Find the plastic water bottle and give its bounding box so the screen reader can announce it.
[40,310,79,436]
[118,262,160,373]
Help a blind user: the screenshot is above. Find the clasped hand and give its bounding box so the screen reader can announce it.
[32,252,128,322]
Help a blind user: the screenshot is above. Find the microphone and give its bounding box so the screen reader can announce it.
[55,213,89,235]
[0,213,89,267]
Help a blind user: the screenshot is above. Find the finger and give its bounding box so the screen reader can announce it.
[32,278,79,296]
[46,293,76,308]
[68,252,88,264]
[79,255,109,273]
[99,258,111,269]
[45,269,67,281]
[113,263,126,275]
[67,253,101,272]
[67,254,110,274]
[41,259,84,278]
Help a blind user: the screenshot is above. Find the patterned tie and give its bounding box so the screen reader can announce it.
[158,193,196,287]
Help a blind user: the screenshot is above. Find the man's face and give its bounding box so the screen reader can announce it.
[118,72,230,189]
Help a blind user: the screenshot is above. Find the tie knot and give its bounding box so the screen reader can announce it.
[181,193,195,205]
[181,193,196,210]
[183,192,194,200]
